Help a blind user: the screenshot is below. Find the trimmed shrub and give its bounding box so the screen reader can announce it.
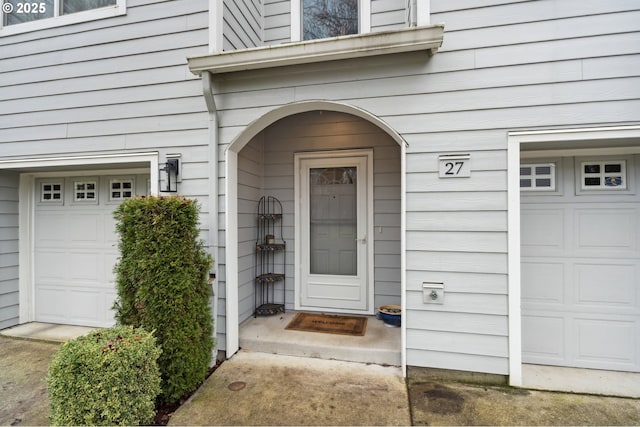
[112,196,214,404]
[47,325,161,426]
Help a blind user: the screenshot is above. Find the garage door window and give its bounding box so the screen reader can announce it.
[41,182,63,203]
[110,179,134,201]
[74,180,98,202]
[581,160,627,190]
[520,163,556,191]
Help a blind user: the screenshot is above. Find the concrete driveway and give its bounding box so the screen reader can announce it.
[2,334,640,426]
[0,337,58,426]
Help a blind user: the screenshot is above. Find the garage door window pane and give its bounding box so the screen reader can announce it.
[41,183,63,202]
[110,179,134,201]
[521,163,555,191]
[74,181,97,202]
[581,161,626,190]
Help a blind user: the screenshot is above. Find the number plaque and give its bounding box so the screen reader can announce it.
[438,154,471,178]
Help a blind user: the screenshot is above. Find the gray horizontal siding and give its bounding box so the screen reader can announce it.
[264,0,290,45]
[371,0,407,32]
[213,2,640,369]
[0,0,211,196]
[0,171,19,330]
[0,0,214,332]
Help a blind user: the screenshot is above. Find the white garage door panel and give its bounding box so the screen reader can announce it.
[36,214,67,244]
[35,251,67,283]
[70,252,102,283]
[522,155,640,373]
[522,315,565,360]
[575,318,637,370]
[36,288,67,321]
[521,261,564,304]
[575,208,637,250]
[521,209,564,251]
[68,214,102,244]
[575,263,637,308]
[34,174,148,327]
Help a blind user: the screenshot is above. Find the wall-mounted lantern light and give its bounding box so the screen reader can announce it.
[160,158,179,192]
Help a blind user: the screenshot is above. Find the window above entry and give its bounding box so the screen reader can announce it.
[289,0,429,42]
[1,0,126,36]
[300,0,362,41]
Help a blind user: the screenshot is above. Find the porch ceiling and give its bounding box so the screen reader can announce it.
[187,25,445,76]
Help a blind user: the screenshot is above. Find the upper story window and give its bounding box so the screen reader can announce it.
[291,0,370,41]
[1,0,125,36]
[303,0,358,40]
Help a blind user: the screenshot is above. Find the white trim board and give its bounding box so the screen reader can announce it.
[506,124,640,387]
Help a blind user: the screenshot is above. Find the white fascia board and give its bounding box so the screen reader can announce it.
[187,24,444,76]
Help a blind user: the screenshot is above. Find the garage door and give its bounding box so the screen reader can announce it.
[521,155,640,372]
[34,174,148,327]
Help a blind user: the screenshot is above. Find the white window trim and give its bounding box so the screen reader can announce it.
[291,0,371,42]
[0,1,125,36]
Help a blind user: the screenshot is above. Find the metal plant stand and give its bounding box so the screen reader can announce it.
[254,196,286,316]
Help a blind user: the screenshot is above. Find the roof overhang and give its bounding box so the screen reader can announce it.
[187,24,445,76]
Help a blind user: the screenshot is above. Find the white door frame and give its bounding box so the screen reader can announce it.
[294,149,375,314]
[507,125,640,387]
[0,152,159,324]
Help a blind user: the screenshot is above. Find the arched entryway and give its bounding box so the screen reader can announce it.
[224,101,407,367]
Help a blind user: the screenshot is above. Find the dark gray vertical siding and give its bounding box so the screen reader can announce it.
[0,171,19,330]
[224,0,263,50]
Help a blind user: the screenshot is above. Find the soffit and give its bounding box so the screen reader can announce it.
[187,25,445,76]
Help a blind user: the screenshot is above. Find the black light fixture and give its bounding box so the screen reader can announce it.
[160,158,179,192]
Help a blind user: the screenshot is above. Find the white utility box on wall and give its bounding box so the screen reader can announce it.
[423,282,444,304]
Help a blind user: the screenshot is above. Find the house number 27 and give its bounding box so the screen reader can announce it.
[438,155,471,178]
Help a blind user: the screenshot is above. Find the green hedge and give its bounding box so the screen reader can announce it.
[112,196,214,404]
[47,325,161,426]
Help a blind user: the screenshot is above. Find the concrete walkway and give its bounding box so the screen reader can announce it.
[168,350,410,426]
[1,330,640,426]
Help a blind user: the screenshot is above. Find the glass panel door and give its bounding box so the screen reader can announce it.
[309,167,357,275]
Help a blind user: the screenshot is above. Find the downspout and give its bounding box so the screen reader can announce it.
[202,71,220,359]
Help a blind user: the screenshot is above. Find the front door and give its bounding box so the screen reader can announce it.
[295,150,373,313]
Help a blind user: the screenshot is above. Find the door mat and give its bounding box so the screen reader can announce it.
[285,312,367,336]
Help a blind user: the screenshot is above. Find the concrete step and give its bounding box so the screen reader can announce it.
[239,311,401,366]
